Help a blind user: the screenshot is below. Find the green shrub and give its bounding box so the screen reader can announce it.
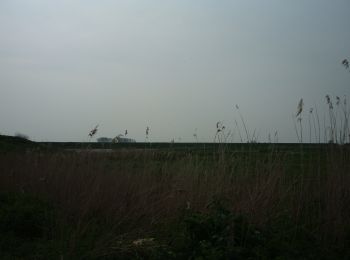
[170,197,264,259]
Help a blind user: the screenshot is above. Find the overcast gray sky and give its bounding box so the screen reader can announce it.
[1,0,349,142]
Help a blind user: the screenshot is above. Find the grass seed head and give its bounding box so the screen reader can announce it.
[296,98,303,117]
[88,125,99,138]
[325,95,333,109]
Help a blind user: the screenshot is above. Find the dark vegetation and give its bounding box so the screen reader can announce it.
[0,134,38,151]
[0,135,350,259]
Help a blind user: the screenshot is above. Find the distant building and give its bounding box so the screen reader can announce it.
[97,137,113,143]
[113,136,136,143]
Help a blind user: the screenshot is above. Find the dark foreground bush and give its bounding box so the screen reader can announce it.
[163,198,332,260]
[0,192,57,259]
[104,198,349,259]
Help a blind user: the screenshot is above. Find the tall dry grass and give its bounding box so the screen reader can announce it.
[0,145,349,257]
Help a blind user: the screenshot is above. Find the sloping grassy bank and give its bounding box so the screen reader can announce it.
[0,135,39,151]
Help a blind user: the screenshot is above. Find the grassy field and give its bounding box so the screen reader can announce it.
[0,135,350,259]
